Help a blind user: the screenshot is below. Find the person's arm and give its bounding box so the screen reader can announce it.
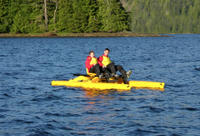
[98,56,103,67]
[85,57,91,71]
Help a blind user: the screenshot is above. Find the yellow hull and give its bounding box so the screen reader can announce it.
[51,76,165,91]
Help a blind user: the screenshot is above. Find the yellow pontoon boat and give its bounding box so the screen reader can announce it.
[51,76,165,91]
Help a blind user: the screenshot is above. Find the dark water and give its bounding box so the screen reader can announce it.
[0,35,200,136]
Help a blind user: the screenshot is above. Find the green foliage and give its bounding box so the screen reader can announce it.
[0,0,10,32]
[87,0,100,32]
[71,0,90,32]
[56,0,128,33]
[98,0,128,32]
[0,0,128,33]
[126,0,200,33]
[0,0,199,33]
[1,0,45,33]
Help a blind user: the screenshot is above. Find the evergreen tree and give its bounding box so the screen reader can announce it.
[0,0,10,33]
[87,0,100,32]
[127,0,200,33]
[47,0,58,32]
[98,0,128,32]
[10,0,45,33]
[56,0,74,32]
[72,0,90,32]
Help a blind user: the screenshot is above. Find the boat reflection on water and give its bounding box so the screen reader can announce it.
[83,89,124,98]
[83,87,164,98]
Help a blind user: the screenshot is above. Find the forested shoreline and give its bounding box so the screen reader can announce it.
[124,0,200,33]
[0,0,200,35]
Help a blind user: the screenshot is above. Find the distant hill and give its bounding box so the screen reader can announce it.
[120,0,200,33]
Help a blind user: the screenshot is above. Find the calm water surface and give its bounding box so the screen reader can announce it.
[0,35,200,136]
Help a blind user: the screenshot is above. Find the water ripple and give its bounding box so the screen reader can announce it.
[44,112,81,117]
[0,36,200,136]
[31,94,62,102]
[139,106,165,113]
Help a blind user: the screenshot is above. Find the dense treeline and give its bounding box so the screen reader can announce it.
[123,0,200,33]
[0,0,46,33]
[0,0,200,34]
[0,0,128,33]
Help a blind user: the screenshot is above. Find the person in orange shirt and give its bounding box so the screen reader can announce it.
[98,48,131,84]
[85,51,102,78]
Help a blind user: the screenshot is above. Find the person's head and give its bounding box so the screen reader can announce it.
[89,50,95,57]
[104,48,110,56]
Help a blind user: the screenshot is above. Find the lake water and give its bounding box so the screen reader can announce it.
[0,35,200,136]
